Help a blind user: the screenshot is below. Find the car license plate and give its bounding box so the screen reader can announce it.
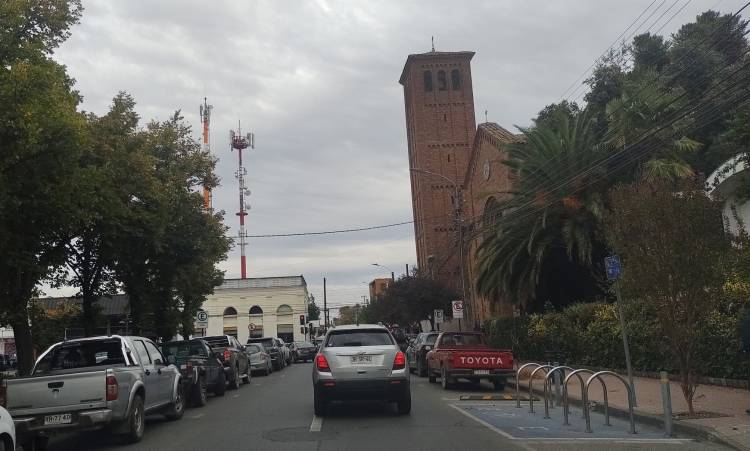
[351,355,372,364]
[44,413,72,425]
[474,369,490,375]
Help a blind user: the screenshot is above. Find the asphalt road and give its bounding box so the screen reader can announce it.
[47,362,731,451]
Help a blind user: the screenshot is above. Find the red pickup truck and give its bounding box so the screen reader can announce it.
[426,332,514,390]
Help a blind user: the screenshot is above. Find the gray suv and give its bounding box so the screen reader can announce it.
[312,324,410,416]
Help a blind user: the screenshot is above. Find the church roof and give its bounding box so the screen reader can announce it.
[464,122,521,187]
[399,51,475,85]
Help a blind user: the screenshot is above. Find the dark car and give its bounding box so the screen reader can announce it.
[162,339,226,406]
[245,343,273,376]
[247,337,285,371]
[406,332,440,377]
[291,342,316,363]
[203,335,251,389]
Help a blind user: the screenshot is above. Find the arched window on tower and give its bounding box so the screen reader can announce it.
[437,70,447,90]
[423,70,433,92]
[451,69,461,90]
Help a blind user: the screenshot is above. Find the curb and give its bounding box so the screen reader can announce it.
[509,379,744,451]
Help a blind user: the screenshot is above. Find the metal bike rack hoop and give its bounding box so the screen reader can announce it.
[543,366,574,419]
[515,363,543,408]
[562,368,608,427]
[528,365,553,413]
[584,371,636,434]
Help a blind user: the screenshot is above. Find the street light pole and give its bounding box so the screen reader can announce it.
[410,168,470,327]
[372,263,395,282]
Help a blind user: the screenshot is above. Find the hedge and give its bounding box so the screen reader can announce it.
[485,296,750,380]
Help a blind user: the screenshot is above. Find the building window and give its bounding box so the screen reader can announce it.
[249,305,263,315]
[437,70,447,90]
[223,307,237,317]
[223,326,238,337]
[451,69,461,90]
[423,70,433,91]
[277,304,293,314]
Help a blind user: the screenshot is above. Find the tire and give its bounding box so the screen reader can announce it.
[192,379,208,407]
[228,366,240,390]
[417,359,426,377]
[314,389,327,416]
[441,367,452,390]
[123,395,145,443]
[214,371,226,396]
[165,384,185,421]
[428,367,437,383]
[493,379,506,391]
[242,365,251,384]
[397,391,412,415]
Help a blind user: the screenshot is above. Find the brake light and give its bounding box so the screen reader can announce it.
[393,351,406,370]
[316,354,330,372]
[106,375,119,401]
[223,350,231,361]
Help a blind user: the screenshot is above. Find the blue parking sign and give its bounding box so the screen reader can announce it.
[605,255,622,280]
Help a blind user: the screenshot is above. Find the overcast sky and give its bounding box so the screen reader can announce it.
[48,0,741,313]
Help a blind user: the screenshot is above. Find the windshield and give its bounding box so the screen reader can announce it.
[203,336,230,348]
[33,340,126,375]
[439,334,485,347]
[246,344,262,354]
[161,341,208,359]
[248,338,275,348]
[326,330,394,347]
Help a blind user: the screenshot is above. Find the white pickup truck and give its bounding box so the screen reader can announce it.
[3,335,184,450]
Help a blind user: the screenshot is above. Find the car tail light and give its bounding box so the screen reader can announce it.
[106,375,119,401]
[315,354,330,372]
[223,350,231,361]
[393,351,406,370]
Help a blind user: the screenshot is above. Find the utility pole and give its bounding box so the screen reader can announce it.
[323,277,328,331]
[405,263,409,277]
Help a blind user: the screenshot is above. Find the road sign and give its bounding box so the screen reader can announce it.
[194,311,208,328]
[248,323,256,331]
[605,255,622,280]
[434,309,444,324]
[452,300,464,319]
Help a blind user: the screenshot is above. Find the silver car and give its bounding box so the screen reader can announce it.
[312,324,410,416]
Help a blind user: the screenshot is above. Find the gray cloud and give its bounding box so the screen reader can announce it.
[49,0,731,307]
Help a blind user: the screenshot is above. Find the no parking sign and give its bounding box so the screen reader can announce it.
[452,300,464,319]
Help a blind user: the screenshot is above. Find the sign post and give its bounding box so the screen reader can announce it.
[434,309,444,332]
[605,255,637,407]
[452,300,464,331]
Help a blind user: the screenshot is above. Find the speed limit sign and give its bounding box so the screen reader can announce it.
[452,300,464,319]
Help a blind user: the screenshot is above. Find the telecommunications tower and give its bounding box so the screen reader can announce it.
[199,98,213,209]
[230,125,255,279]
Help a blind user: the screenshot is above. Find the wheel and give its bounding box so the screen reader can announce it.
[493,379,506,391]
[417,359,427,377]
[314,389,328,416]
[192,379,208,407]
[123,395,145,443]
[214,371,226,396]
[228,366,240,390]
[441,367,452,390]
[397,391,412,415]
[165,384,185,420]
[428,367,437,383]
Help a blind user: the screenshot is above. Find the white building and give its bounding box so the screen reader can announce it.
[198,276,311,344]
[707,154,750,235]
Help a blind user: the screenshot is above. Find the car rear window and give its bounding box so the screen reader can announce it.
[162,341,208,359]
[203,336,230,348]
[248,338,274,347]
[326,330,394,347]
[296,342,315,348]
[440,334,485,347]
[246,344,262,353]
[33,339,126,375]
[425,334,439,345]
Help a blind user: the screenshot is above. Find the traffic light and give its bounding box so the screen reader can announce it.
[299,314,305,325]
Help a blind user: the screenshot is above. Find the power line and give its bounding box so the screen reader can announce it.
[241,220,413,238]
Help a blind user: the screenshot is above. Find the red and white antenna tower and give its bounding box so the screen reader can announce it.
[200,98,213,209]
[230,124,255,279]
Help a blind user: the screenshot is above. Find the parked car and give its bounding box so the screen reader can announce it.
[426,332,514,390]
[276,338,292,365]
[0,406,16,451]
[406,332,440,377]
[291,342,316,363]
[247,338,285,371]
[245,343,273,376]
[5,335,184,449]
[161,339,226,406]
[203,335,251,390]
[312,324,410,416]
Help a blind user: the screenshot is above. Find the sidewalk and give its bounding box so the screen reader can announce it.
[516,368,750,450]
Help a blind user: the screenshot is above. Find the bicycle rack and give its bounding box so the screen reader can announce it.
[543,366,575,419]
[527,365,553,413]
[562,368,607,426]
[515,363,543,408]
[584,371,636,434]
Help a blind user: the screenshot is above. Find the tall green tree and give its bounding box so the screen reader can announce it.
[360,275,455,328]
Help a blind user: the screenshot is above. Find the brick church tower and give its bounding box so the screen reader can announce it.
[399,51,476,292]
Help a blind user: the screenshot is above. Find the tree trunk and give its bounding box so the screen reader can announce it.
[10,315,34,376]
[679,365,697,416]
[82,290,95,337]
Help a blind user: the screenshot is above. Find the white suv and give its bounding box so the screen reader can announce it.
[312,324,410,416]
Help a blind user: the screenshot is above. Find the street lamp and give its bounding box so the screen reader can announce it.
[410,167,471,329]
[371,263,395,281]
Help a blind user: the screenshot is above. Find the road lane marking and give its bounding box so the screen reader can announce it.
[233,394,240,398]
[189,413,205,419]
[310,415,323,432]
[449,404,515,439]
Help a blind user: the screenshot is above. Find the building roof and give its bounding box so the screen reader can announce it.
[399,51,475,85]
[215,276,307,290]
[464,122,521,187]
[35,294,130,316]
